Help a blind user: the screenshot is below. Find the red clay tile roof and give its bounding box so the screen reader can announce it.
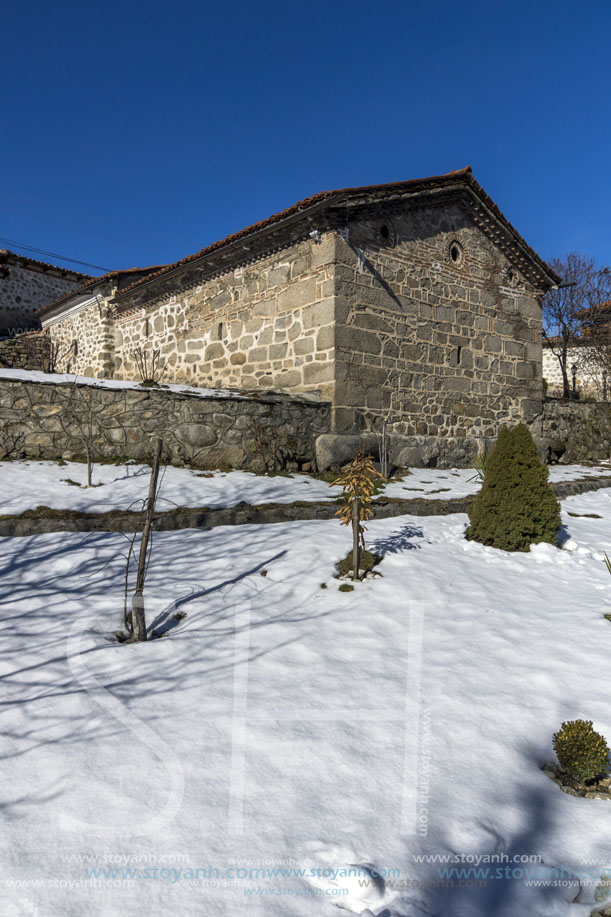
[35,265,169,318]
[0,249,92,281]
[576,301,611,320]
[112,167,560,303]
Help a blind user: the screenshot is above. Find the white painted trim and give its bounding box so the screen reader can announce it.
[40,294,102,328]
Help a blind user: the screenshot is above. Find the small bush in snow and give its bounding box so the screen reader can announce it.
[465,424,561,552]
[469,449,490,485]
[553,719,610,783]
[332,451,384,580]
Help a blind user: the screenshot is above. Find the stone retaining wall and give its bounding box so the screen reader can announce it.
[4,375,611,475]
[0,375,330,469]
[0,332,51,371]
[535,400,611,463]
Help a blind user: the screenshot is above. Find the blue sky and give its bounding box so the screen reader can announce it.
[1,0,609,276]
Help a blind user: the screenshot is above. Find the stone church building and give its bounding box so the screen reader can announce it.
[36,167,559,462]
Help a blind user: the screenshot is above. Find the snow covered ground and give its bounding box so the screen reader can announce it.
[0,367,248,400]
[383,462,611,501]
[2,489,611,916]
[0,460,343,515]
[2,459,610,515]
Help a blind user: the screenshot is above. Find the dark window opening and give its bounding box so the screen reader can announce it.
[457,345,462,365]
[380,225,390,240]
[217,322,224,340]
[144,319,150,337]
[73,340,78,357]
[449,241,463,264]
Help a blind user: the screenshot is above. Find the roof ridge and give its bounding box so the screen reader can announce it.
[112,167,477,301]
[0,248,92,280]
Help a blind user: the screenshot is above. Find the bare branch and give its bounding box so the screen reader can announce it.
[542,253,611,398]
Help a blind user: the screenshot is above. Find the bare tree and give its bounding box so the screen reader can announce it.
[249,420,288,472]
[56,379,124,486]
[132,347,164,385]
[572,299,611,400]
[542,253,611,398]
[130,438,163,641]
[0,428,25,461]
[46,338,75,374]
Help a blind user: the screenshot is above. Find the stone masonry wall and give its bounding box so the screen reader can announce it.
[0,332,51,371]
[113,236,337,400]
[46,297,115,379]
[543,345,602,396]
[41,196,549,465]
[0,262,83,333]
[332,201,542,449]
[0,375,330,469]
[534,400,611,463]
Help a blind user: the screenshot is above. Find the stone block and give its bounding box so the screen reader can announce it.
[258,326,274,345]
[504,340,524,357]
[276,370,301,388]
[315,433,378,470]
[291,255,309,278]
[294,337,314,356]
[484,335,502,353]
[316,325,334,351]
[175,423,217,446]
[277,279,317,311]
[303,362,333,385]
[288,322,302,341]
[252,300,276,318]
[435,306,455,323]
[310,234,335,268]
[247,346,268,363]
[210,290,232,310]
[516,360,537,380]
[204,343,224,361]
[335,325,380,355]
[395,444,424,467]
[269,343,288,360]
[300,300,334,329]
[266,264,291,286]
[354,313,393,334]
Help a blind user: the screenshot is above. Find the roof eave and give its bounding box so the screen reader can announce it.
[112,169,559,304]
[36,278,113,320]
[111,196,336,307]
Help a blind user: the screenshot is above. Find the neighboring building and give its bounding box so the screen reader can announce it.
[0,249,91,334]
[37,265,167,377]
[542,340,596,395]
[543,302,611,397]
[38,167,559,456]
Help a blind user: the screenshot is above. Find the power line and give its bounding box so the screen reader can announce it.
[0,235,110,273]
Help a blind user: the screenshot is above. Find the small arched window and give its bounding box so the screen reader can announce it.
[449,240,464,266]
